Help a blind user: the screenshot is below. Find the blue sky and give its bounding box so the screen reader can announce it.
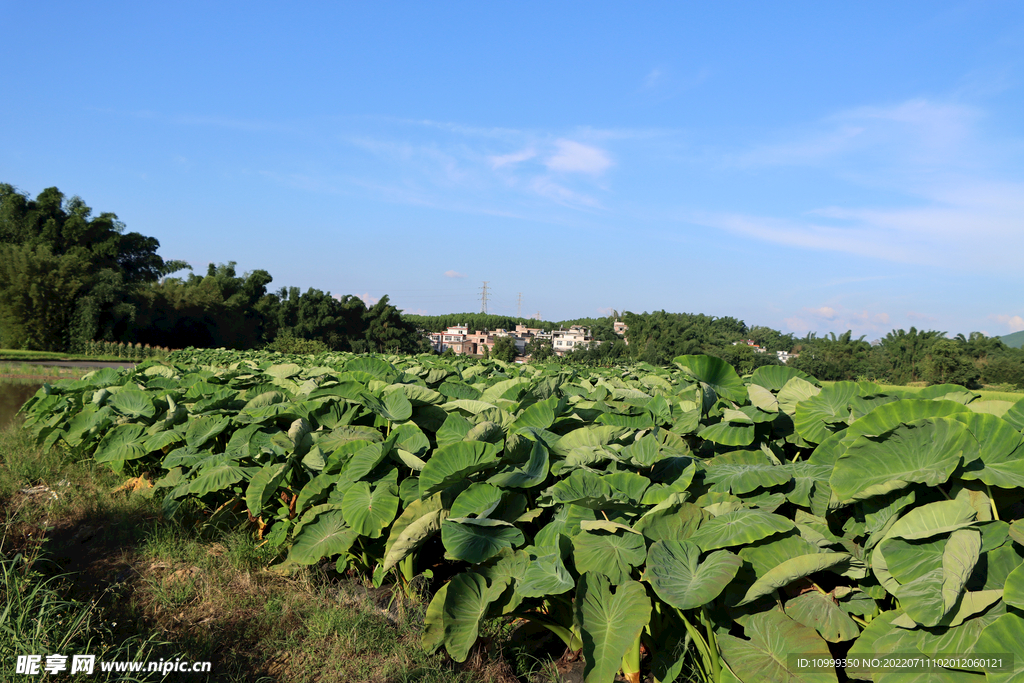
[3,2,1023,339]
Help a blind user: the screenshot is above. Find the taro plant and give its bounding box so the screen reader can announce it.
[17,348,1024,682]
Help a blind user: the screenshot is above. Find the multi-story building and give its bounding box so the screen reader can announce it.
[428,324,469,353]
[551,325,594,355]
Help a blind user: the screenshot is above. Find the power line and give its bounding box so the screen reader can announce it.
[479,281,489,314]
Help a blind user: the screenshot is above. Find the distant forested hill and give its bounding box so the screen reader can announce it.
[1000,330,1024,349]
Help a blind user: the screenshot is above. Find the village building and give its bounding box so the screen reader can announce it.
[551,325,594,355]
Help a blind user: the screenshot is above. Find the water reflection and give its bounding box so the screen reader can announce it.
[1,382,43,427]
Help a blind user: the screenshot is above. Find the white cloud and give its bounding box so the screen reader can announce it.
[808,306,837,320]
[733,98,981,169]
[545,139,613,175]
[529,177,603,209]
[358,292,380,306]
[784,305,891,336]
[991,314,1024,333]
[444,270,466,278]
[489,148,536,168]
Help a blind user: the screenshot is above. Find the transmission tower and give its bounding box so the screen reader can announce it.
[479,281,490,314]
[516,292,523,318]
[533,311,541,321]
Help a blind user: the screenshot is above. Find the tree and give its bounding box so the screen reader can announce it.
[0,184,185,351]
[525,336,554,361]
[880,327,944,383]
[0,243,89,350]
[363,295,429,354]
[491,336,518,363]
[923,339,979,387]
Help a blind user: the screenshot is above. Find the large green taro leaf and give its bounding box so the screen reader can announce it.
[419,441,500,497]
[698,420,755,446]
[435,412,474,448]
[1003,397,1024,431]
[551,425,628,456]
[382,493,446,572]
[956,412,1024,487]
[970,613,1024,683]
[574,575,652,683]
[513,394,564,431]
[750,366,819,392]
[534,504,595,547]
[287,510,358,565]
[518,550,574,598]
[108,389,156,419]
[793,381,858,444]
[687,510,795,552]
[188,463,251,496]
[441,572,508,662]
[441,518,524,564]
[737,552,852,606]
[674,354,747,403]
[450,483,504,519]
[718,608,837,683]
[391,422,429,456]
[438,380,481,401]
[1003,563,1024,610]
[842,399,970,443]
[185,414,230,449]
[572,528,647,584]
[488,438,549,489]
[93,423,148,469]
[343,357,395,380]
[245,462,287,516]
[880,527,980,627]
[378,387,413,422]
[423,583,456,651]
[830,418,974,502]
[748,384,780,413]
[785,591,860,643]
[633,499,706,543]
[887,500,978,541]
[704,450,792,494]
[539,469,619,510]
[739,535,820,577]
[342,480,400,538]
[644,540,741,610]
[777,377,822,415]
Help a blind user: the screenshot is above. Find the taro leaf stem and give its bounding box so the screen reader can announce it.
[621,633,641,683]
[676,609,711,680]
[701,606,721,683]
[986,484,1001,521]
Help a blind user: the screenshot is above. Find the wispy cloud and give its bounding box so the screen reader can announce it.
[784,304,891,337]
[444,270,466,278]
[489,148,536,168]
[544,139,613,175]
[733,98,982,169]
[699,97,1024,270]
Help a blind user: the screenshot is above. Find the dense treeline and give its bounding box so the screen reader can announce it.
[563,311,1024,389]
[0,185,426,354]
[3,184,1022,388]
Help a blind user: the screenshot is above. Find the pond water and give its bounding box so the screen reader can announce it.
[0,381,43,427]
